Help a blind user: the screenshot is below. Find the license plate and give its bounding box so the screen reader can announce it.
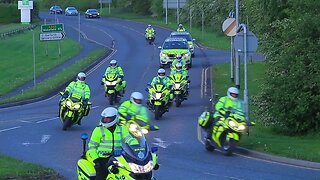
[174,91,181,94]
[154,101,162,105]
[108,90,115,94]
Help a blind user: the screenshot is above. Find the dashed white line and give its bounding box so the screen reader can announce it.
[36,117,59,124]
[0,126,21,133]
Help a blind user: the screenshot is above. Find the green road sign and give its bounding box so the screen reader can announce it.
[41,23,64,33]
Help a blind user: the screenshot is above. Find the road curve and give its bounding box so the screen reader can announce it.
[0,13,319,180]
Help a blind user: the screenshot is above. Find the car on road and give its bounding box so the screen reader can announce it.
[85,9,100,18]
[49,5,63,14]
[65,7,79,16]
[170,31,196,57]
[158,37,192,68]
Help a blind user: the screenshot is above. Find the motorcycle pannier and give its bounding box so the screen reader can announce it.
[198,111,211,129]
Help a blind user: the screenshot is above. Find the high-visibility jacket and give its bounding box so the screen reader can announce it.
[177,27,186,32]
[118,100,149,124]
[213,96,244,118]
[151,76,172,89]
[104,66,124,78]
[145,28,155,34]
[65,81,90,100]
[88,125,135,160]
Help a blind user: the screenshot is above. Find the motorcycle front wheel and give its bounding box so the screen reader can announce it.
[109,93,116,105]
[62,116,72,131]
[154,105,161,120]
[223,138,238,156]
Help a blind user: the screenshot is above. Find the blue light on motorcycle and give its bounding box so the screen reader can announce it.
[151,146,158,153]
[81,133,89,140]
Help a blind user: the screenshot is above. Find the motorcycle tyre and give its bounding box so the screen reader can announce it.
[109,93,116,105]
[155,106,161,120]
[223,138,237,156]
[205,138,215,152]
[62,116,72,131]
[175,94,182,107]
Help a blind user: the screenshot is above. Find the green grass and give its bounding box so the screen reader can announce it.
[212,62,320,162]
[0,27,81,96]
[0,155,64,179]
[102,8,230,50]
[0,48,106,104]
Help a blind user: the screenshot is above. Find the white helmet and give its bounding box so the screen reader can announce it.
[179,24,183,27]
[130,92,144,106]
[227,87,239,101]
[176,62,182,71]
[176,54,182,60]
[100,107,119,128]
[77,72,86,82]
[158,68,166,79]
[110,59,117,67]
[148,24,151,27]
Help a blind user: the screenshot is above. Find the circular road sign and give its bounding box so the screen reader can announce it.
[222,18,237,37]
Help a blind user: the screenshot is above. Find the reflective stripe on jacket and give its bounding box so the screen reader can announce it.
[118,100,149,124]
[65,81,90,100]
[213,96,244,118]
[104,66,124,77]
[88,125,133,160]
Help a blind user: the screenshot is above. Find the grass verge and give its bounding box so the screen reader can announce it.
[0,48,106,104]
[0,155,64,179]
[212,62,320,162]
[0,27,81,96]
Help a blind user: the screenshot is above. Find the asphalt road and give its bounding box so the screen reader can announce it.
[0,13,319,180]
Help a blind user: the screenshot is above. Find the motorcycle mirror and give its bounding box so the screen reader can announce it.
[151,146,158,153]
[59,91,64,95]
[81,133,89,140]
[114,150,122,157]
[193,38,196,42]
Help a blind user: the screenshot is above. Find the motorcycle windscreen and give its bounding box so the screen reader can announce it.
[121,134,150,161]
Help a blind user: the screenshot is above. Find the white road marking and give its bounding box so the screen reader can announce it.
[36,117,58,124]
[0,126,21,133]
[153,137,171,148]
[204,172,243,180]
[22,135,51,146]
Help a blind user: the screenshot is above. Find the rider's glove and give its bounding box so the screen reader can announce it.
[83,99,89,106]
[125,115,131,120]
[62,92,69,99]
[93,159,100,169]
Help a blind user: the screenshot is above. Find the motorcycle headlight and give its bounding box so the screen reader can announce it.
[155,93,162,99]
[160,53,168,58]
[189,44,193,49]
[129,123,138,131]
[174,83,181,89]
[183,53,190,58]
[228,120,236,127]
[106,81,117,86]
[129,161,153,173]
[66,101,72,107]
[238,124,246,131]
[74,104,81,109]
[141,129,149,134]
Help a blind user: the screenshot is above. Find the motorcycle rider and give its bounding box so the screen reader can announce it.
[101,59,126,96]
[118,92,158,130]
[145,24,156,39]
[172,54,187,70]
[150,68,173,105]
[87,107,136,180]
[206,87,245,140]
[170,62,190,96]
[177,23,186,32]
[60,72,91,125]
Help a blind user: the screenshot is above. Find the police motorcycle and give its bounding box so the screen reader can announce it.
[76,127,160,180]
[145,32,155,45]
[198,108,255,156]
[102,73,126,105]
[169,72,189,107]
[58,92,92,131]
[146,82,172,120]
[119,114,160,132]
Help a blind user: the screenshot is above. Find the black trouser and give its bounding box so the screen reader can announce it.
[95,157,110,180]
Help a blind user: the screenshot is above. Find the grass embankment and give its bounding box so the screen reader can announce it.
[212,62,320,162]
[0,27,81,96]
[0,155,64,179]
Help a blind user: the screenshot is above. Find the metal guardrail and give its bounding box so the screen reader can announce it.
[0,24,38,38]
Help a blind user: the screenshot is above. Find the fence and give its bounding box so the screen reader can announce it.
[0,24,38,38]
